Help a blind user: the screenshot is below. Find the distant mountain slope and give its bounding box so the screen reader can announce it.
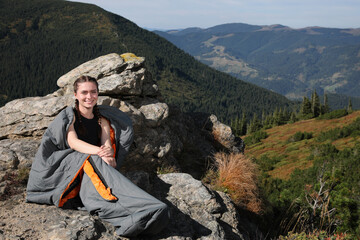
[244,110,360,236]
[245,110,360,179]
[0,0,294,121]
[154,23,360,100]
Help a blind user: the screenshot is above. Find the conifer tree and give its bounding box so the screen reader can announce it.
[311,90,321,117]
[348,98,353,113]
[289,111,297,123]
[322,93,330,114]
[247,113,262,134]
[272,107,280,126]
[262,109,266,125]
[240,112,247,135]
[284,108,290,122]
[300,96,312,116]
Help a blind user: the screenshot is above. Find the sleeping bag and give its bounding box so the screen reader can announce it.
[26,105,169,237]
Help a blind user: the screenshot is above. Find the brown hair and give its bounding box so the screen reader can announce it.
[73,76,102,141]
[73,75,99,93]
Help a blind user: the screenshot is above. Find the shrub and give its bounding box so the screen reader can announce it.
[317,109,348,120]
[311,144,339,157]
[256,154,282,171]
[316,117,360,142]
[288,131,313,142]
[212,152,262,214]
[244,130,268,146]
[279,230,352,240]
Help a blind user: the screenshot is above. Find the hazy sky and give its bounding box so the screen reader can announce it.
[69,0,360,30]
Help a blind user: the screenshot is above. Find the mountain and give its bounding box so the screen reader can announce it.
[154,23,360,101]
[245,110,360,236]
[0,0,294,122]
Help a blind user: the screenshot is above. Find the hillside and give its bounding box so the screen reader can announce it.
[0,0,294,122]
[243,110,360,236]
[155,23,360,103]
[245,110,360,179]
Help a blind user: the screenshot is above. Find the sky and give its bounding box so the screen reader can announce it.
[68,0,360,30]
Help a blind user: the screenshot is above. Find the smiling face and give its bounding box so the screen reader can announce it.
[74,81,98,111]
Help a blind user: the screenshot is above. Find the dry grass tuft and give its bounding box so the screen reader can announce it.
[213,152,263,214]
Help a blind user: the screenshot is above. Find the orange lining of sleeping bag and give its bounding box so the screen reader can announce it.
[59,119,117,207]
[83,159,117,201]
[58,155,88,207]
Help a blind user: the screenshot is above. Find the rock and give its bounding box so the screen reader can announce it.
[209,115,235,149]
[0,173,248,240]
[0,194,107,240]
[0,95,72,138]
[0,52,253,239]
[152,173,246,240]
[0,139,41,171]
[98,69,145,96]
[0,147,18,171]
[139,101,169,127]
[57,53,125,94]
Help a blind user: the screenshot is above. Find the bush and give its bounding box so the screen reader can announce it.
[316,117,360,142]
[317,109,348,120]
[244,130,268,145]
[279,230,353,240]
[212,152,262,213]
[256,154,282,171]
[288,131,313,142]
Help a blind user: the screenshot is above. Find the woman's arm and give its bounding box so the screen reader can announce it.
[98,117,116,168]
[66,118,102,155]
[97,118,114,157]
[66,117,116,168]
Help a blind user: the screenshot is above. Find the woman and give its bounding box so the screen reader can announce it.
[27,76,169,237]
[67,75,116,168]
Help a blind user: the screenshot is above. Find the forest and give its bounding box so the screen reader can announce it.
[0,0,294,123]
[238,93,359,238]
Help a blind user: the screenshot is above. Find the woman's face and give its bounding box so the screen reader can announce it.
[74,81,98,110]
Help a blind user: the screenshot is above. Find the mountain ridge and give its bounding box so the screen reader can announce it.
[0,0,294,122]
[154,22,360,101]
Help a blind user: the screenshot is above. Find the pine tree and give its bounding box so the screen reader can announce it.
[348,98,353,113]
[272,107,280,126]
[322,93,330,114]
[247,113,262,134]
[289,111,297,123]
[283,108,290,122]
[262,109,266,125]
[300,96,312,117]
[240,112,247,135]
[311,90,321,117]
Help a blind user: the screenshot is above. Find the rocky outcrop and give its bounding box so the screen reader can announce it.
[0,53,249,239]
[0,172,247,240]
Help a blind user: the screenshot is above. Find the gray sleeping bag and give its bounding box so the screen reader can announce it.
[26,105,169,237]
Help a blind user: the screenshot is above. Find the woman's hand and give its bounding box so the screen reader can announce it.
[101,156,117,168]
[97,145,114,158]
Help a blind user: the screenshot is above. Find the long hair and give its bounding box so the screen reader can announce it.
[73,75,102,142]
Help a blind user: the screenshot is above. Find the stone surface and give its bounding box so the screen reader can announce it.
[0,95,73,139]
[0,172,248,240]
[98,69,144,96]
[152,173,245,240]
[57,53,125,93]
[0,52,250,240]
[139,102,169,128]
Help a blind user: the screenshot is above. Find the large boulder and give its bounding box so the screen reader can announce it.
[0,53,250,239]
[0,173,248,240]
[153,173,246,239]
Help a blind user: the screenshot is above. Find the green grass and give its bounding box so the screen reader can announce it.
[245,110,360,179]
